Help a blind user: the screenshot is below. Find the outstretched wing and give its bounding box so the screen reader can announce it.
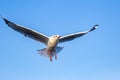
[59,25,98,43]
[2,17,49,45]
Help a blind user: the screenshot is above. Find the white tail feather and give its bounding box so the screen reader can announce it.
[37,48,49,58]
[37,46,63,58]
[55,46,64,54]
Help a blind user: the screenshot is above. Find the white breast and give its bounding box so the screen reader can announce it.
[47,37,58,50]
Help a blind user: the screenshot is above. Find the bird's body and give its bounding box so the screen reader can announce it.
[47,35,60,50]
[2,17,98,61]
[45,35,61,61]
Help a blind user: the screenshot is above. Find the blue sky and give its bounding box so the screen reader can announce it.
[0,0,120,80]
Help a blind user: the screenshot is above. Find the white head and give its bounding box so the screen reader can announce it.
[51,35,61,40]
[48,35,61,45]
[49,35,61,42]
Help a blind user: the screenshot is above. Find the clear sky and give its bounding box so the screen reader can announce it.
[0,0,120,80]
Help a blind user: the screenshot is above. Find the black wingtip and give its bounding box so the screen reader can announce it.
[89,24,98,32]
[1,16,9,24]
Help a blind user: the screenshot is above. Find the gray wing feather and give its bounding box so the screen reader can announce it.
[2,17,49,45]
[59,25,98,43]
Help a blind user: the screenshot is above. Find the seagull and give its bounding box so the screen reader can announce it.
[2,17,98,61]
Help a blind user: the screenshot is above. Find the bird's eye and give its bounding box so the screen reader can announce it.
[54,36,57,37]
[54,36,56,38]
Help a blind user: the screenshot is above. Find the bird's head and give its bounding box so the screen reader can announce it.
[50,35,61,41]
[49,35,61,44]
[52,35,61,40]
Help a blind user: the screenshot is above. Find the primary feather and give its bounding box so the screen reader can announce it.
[59,25,98,43]
[2,17,49,45]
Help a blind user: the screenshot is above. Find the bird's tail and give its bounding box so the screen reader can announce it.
[37,48,49,58]
[55,46,64,55]
[37,46,64,58]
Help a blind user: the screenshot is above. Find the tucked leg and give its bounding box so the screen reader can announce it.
[49,55,52,61]
[47,50,52,61]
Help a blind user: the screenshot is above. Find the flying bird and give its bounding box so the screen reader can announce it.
[2,17,98,61]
